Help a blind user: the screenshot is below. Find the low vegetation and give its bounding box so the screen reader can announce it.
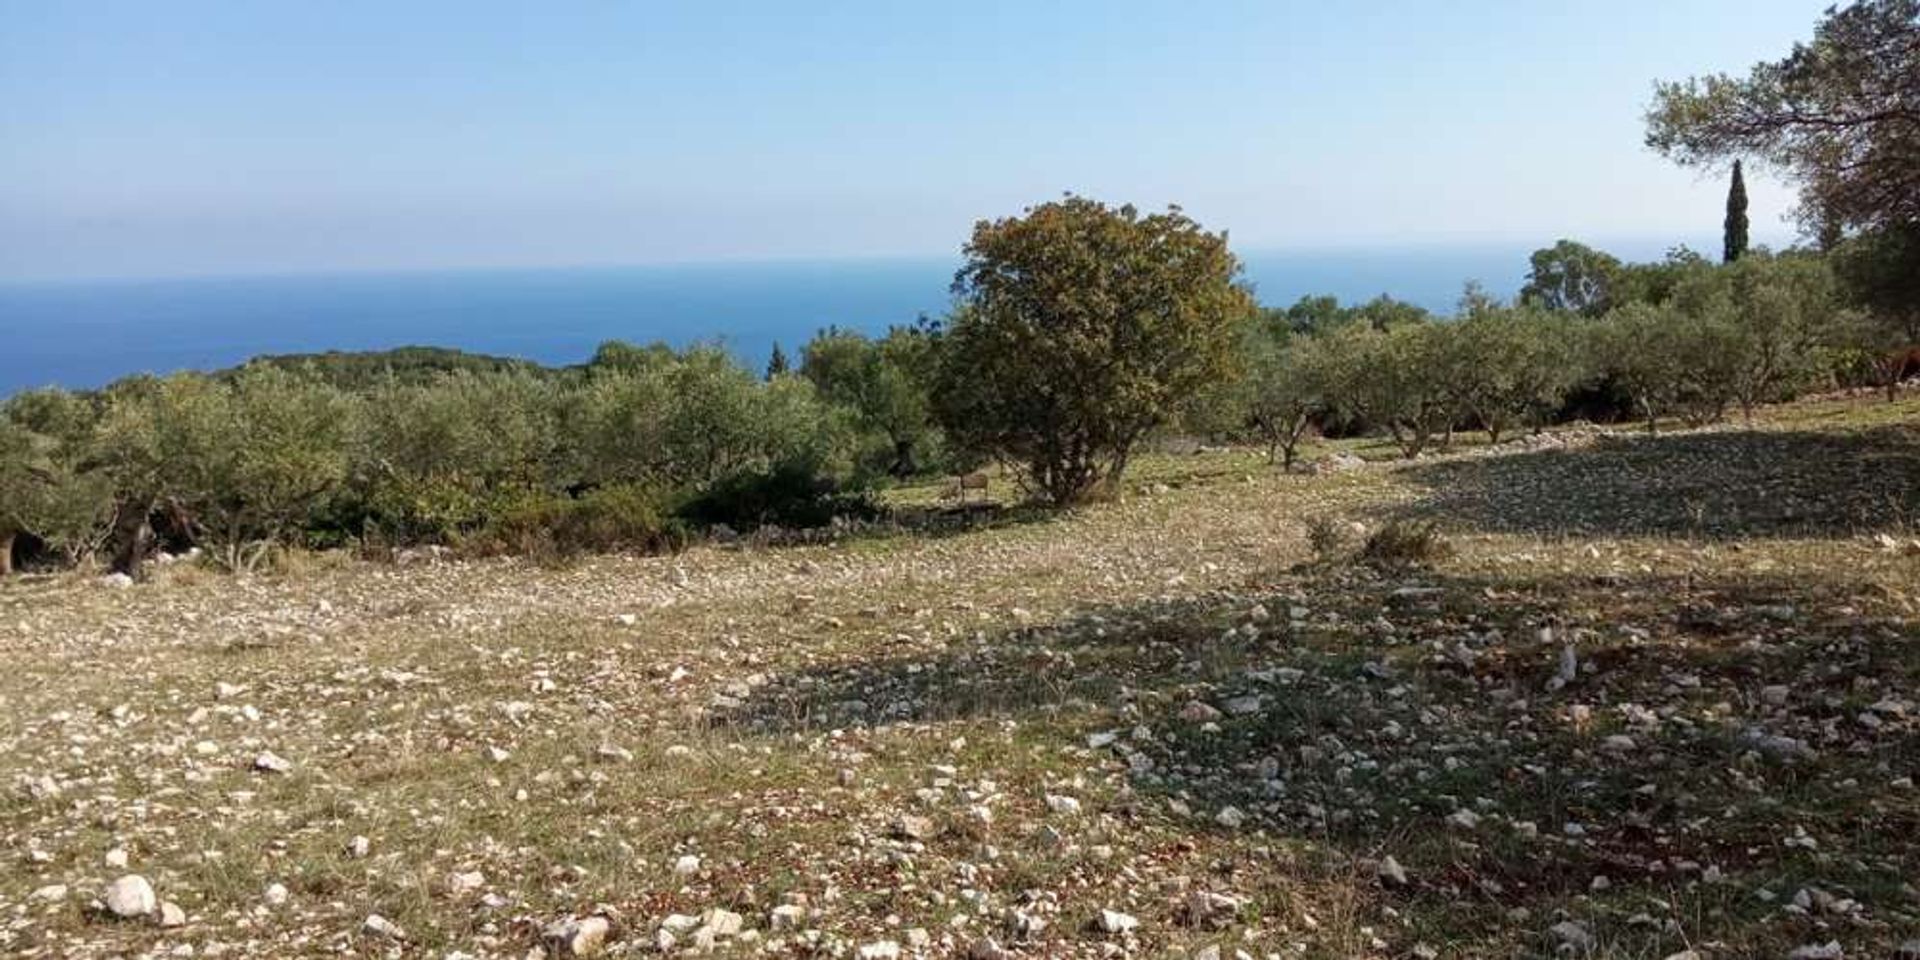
[1,390,1914,959]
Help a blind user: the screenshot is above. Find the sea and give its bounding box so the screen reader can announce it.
[0,240,1696,394]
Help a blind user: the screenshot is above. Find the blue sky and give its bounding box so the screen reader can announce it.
[0,1,1824,281]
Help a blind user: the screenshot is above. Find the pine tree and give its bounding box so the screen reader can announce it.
[1723,160,1750,263]
[765,342,790,379]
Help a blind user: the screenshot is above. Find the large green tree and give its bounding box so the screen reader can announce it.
[1520,240,1623,317]
[935,197,1253,504]
[1647,0,1919,239]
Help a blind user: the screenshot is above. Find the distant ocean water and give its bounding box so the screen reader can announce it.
[0,241,1691,394]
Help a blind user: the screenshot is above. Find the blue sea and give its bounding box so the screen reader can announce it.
[0,241,1689,394]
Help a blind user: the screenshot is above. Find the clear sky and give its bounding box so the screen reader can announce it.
[0,1,1824,282]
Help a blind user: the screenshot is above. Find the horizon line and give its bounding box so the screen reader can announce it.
[0,229,1798,289]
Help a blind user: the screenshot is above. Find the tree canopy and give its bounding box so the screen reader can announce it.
[1646,0,1920,236]
[935,196,1253,504]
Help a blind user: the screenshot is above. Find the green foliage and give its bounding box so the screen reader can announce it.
[471,484,687,560]
[1318,321,1456,458]
[1725,160,1750,263]
[800,324,942,477]
[1238,323,1334,467]
[1276,293,1431,335]
[1599,301,1744,431]
[1440,305,1588,442]
[1360,518,1453,570]
[935,196,1254,504]
[0,389,113,566]
[353,371,560,542]
[1520,240,1623,317]
[234,346,549,390]
[1647,0,1920,236]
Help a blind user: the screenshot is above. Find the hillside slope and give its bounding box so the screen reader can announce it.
[2,392,1917,959]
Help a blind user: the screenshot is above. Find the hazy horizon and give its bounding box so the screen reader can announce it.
[2,1,1818,283]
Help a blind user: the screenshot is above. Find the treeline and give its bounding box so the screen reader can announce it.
[1215,238,1914,468]
[1,217,1914,578]
[0,344,883,576]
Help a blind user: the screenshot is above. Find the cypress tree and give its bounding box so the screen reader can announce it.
[1723,160,1749,263]
[765,342,790,379]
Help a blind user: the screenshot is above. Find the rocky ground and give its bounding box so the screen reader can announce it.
[2,393,1917,959]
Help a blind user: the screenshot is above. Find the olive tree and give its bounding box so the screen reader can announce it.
[1240,326,1334,468]
[935,197,1253,504]
[801,325,941,478]
[0,390,113,571]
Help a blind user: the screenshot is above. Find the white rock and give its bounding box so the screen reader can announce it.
[769,904,807,930]
[699,907,744,938]
[1786,944,1843,960]
[1098,909,1139,934]
[858,941,901,960]
[263,882,289,906]
[1446,809,1482,831]
[104,847,129,868]
[544,915,611,957]
[1377,855,1408,886]
[1044,794,1081,815]
[29,884,68,902]
[103,874,156,918]
[1215,805,1246,829]
[673,854,702,876]
[347,835,371,858]
[445,871,485,896]
[157,900,187,927]
[1548,920,1592,949]
[363,913,407,940]
[253,751,293,773]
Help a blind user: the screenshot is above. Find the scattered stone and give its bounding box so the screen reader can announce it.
[1787,943,1843,960]
[858,940,901,960]
[103,874,157,919]
[893,813,936,838]
[769,904,807,930]
[1446,808,1482,831]
[157,900,187,928]
[253,751,293,774]
[1548,920,1592,950]
[1098,909,1139,935]
[1377,855,1409,887]
[1044,794,1081,815]
[263,882,289,906]
[673,854,702,876]
[544,915,611,957]
[362,913,407,941]
[1215,805,1246,829]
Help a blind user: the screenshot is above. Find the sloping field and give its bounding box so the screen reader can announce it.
[3,393,1917,959]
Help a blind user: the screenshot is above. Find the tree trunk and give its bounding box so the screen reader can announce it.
[110,499,152,580]
[0,530,14,576]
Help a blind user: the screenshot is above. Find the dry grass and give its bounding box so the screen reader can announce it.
[1,391,1916,959]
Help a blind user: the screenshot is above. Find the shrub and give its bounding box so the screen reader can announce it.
[677,462,877,532]
[470,484,687,559]
[935,196,1254,504]
[1361,518,1453,571]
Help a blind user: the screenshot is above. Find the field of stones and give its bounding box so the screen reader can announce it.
[3,391,1917,959]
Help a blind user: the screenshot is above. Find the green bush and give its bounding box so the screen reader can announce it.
[470,484,687,559]
[1361,519,1453,571]
[677,462,877,532]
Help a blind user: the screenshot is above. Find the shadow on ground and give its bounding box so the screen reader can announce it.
[711,554,1920,953]
[1395,425,1920,539]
